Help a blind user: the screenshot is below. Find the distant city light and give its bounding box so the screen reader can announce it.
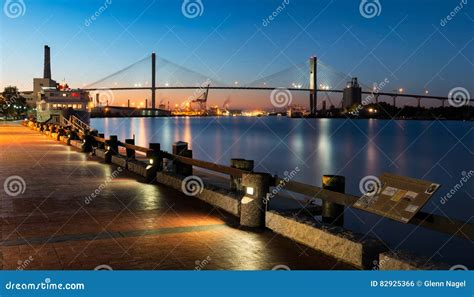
[398,88,404,93]
[368,108,377,113]
[291,82,303,89]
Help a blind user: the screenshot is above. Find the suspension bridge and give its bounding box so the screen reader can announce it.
[77,52,470,112]
[20,50,472,115]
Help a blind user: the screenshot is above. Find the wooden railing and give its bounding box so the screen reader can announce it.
[70,115,91,131]
[60,115,72,127]
[32,120,473,242]
[161,152,248,178]
[277,178,473,241]
[118,141,151,154]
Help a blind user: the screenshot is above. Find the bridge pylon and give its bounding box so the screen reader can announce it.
[152,52,156,110]
[309,56,318,115]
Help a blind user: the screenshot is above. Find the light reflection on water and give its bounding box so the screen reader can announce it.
[92,116,473,265]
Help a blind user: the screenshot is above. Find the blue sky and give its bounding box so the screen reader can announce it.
[1,0,473,107]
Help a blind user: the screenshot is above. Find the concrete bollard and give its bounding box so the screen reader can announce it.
[104,135,118,164]
[321,175,345,226]
[125,139,136,159]
[172,141,193,176]
[240,173,271,228]
[145,143,162,182]
[230,158,254,193]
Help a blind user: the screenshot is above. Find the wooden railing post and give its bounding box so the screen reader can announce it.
[56,126,65,141]
[104,135,118,163]
[146,143,162,182]
[69,129,78,141]
[81,131,94,153]
[321,175,345,226]
[125,139,136,159]
[97,133,105,150]
[240,172,271,228]
[182,149,193,176]
[172,141,192,176]
[230,159,254,193]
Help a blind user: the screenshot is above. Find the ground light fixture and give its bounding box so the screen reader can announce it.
[246,186,254,196]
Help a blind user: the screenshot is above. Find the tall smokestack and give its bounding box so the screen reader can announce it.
[43,45,51,79]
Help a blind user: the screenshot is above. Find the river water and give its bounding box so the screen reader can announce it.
[91,117,473,266]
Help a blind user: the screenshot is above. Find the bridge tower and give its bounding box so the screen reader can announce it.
[309,56,318,115]
[152,52,156,110]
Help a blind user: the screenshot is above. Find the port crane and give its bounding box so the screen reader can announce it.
[191,84,210,112]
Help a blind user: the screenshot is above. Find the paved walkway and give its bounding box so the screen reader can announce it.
[0,122,355,270]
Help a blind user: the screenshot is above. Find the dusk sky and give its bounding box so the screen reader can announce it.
[1,0,473,109]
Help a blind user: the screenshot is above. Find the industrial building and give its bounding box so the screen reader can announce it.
[342,77,362,110]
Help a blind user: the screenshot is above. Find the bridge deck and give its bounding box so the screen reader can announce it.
[0,122,354,270]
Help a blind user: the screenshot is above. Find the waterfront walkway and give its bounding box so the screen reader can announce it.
[0,122,354,270]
